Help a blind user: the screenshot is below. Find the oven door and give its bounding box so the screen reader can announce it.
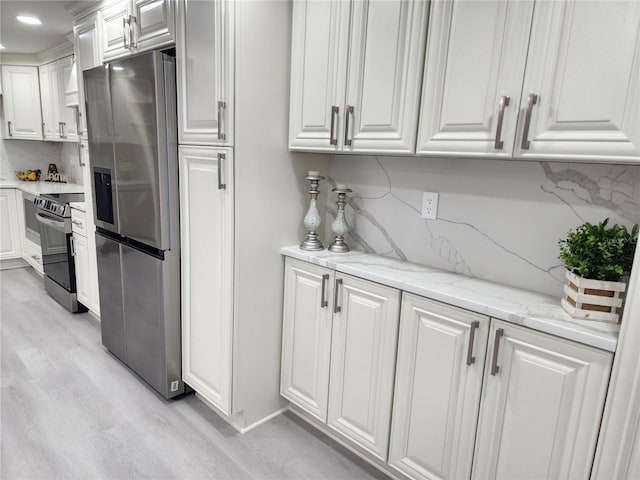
[35,210,75,292]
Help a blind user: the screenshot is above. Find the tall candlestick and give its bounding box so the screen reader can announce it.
[300,173,325,251]
[328,186,352,253]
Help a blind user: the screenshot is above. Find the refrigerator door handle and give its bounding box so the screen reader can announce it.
[217,153,226,190]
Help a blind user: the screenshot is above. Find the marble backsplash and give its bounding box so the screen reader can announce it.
[324,155,640,298]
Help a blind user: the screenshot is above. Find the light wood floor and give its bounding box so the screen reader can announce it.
[1,267,386,480]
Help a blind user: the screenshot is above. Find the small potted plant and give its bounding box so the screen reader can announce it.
[558,218,638,323]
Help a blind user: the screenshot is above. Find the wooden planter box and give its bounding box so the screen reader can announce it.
[561,270,627,323]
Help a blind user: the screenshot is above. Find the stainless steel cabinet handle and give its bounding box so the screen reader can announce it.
[333,278,343,314]
[320,274,329,308]
[494,95,510,149]
[70,236,76,257]
[129,15,137,48]
[466,320,480,366]
[41,123,46,138]
[59,122,66,138]
[344,105,354,146]
[7,121,13,137]
[78,143,86,166]
[329,106,339,146]
[490,328,505,375]
[31,255,40,260]
[78,111,83,135]
[217,152,226,190]
[520,93,538,150]
[72,220,84,227]
[217,101,226,140]
[123,17,129,49]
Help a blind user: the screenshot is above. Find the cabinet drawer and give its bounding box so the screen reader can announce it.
[71,208,87,237]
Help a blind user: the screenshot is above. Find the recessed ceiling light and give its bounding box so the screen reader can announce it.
[16,15,42,25]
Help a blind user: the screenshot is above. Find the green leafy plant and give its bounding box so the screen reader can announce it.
[558,219,639,282]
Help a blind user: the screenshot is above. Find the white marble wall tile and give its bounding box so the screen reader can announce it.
[325,156,640,298]
[0,138,62,178]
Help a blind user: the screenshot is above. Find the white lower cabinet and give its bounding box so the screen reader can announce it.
[281,257,400,460]
[389,293,490,479]
[179,145,234,415]
[71,207,100,315]
[281,256,614,479]
[280,259,334,421]
[472,320,612,479]
[0,190,21,260]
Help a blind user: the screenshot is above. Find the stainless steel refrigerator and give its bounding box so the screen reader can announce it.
[84,51,184,399]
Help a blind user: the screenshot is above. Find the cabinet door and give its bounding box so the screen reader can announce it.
[389,294,489,480]
[101,0,132,61]
[281,258,334,422]
[176,0,231,146]
[132,0,175,52]
[2,65,43,140]
[72,232,90,307]
[515,1,640,162]
[472,320,613,479]
[416,1,533,158]
[39,63,60,141]
[59,57,79,142]
[288,0,351,151]
[327,273,400,460]
[343,0,428,154]
[76,14,102,71]
[0,190,21,260]
[179,146,234,415]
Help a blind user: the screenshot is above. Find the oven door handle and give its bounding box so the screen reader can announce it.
[36,212,67,233]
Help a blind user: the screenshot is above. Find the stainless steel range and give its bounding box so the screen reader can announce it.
[34,192,86,313]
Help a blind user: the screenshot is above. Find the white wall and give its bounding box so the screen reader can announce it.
[325,155,640,298]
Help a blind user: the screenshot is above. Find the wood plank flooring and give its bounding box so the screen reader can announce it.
[1,267,387,480]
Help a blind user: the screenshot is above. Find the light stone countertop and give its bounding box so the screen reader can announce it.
[0,178,84,195]
[281,245,620,352]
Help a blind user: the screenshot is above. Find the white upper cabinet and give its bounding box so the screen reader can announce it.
[289,0,428,154]
[39,57,79,143]
[1,65,43,141]
[472,320,612,479]
[101,0,174,62]
[176,0,232,146]
[76,12,102,71]
[416,1,533,158]
[514,0,640,162]
[417,0,640,163]
[101,0,132,61]
[389,294,489,480]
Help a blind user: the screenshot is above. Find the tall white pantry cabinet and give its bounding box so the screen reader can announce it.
[178,0,319,430]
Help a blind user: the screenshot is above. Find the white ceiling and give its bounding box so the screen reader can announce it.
[0,1,85,54]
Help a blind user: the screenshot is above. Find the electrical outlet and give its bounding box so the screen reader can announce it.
[421,192,439,219]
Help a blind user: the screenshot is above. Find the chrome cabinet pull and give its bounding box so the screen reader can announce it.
[494,95,510,149]
[59,122,66,138]
[466,320,480,366]
[129,15,137,48]
[521,93,538,150]
[41,122,46,138]
[217,153,226,190]
[123,17,129,49]
[333,278,343,314]
[72,220,84,227]
[217,101,226,140]
[7,121,13,137]
[78,111,84,135]
[78,143,86,166]
[490,328,505,375]
[344,105,354,146]
[329,106,339,146]
[70,236,76,257]
[320,274,329,308]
